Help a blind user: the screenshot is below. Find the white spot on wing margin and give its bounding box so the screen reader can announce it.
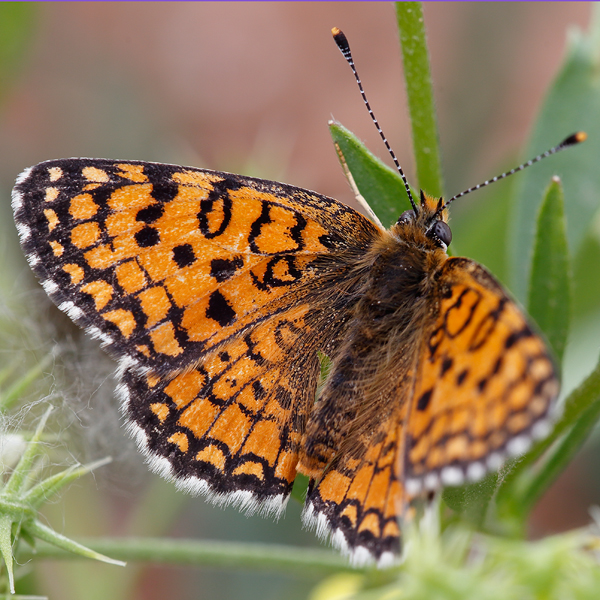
[506,434,532,457]
[440,466,464,486]
[58,301,84,320]
[15,222,31,241]
[11,166,33,212]
[41,279,59,296]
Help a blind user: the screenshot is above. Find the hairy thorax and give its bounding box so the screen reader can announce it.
[349,223,449,368]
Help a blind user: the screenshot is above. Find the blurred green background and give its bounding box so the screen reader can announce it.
[0,2,598,599]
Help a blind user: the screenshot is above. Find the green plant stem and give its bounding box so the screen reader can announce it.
[0,515,14,594]
[21,538,357,576]
[395,1,443,197]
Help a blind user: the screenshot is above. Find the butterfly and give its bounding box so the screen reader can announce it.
[11,28,580,567]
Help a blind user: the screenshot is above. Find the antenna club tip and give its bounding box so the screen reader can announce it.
[331,27,349,52]
[563,131,587,146]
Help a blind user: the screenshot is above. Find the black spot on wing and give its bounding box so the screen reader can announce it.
[210,256,244,283]
[440,356,453,376]
[136,205,164,223]
[172,243,196,268]
[456,369,469,386]
[135,226,160,247]
[206,290,236,327]
[416,389,432,411]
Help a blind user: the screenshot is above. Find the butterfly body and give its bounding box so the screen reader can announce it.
[12,158,557,566]
[298,200,448,473]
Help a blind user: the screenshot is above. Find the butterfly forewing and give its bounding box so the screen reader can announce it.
[13,159,376,376]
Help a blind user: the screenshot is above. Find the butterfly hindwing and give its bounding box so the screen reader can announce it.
[303,401,406,566]
[121,303,322,515]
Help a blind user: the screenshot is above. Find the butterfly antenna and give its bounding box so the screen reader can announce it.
[436,131,587,218]
[332,27,419,214]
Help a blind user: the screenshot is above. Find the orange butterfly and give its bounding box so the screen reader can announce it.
[11,28,583,567]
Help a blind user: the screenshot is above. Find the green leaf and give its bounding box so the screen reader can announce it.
[527,177,571,364]
[329,121,411,228]
[395,1,444,198]
[555,351,600,439]
[24,457,112,509]
[25,520,125,568]
[442,473,498,530]
[509,6,600,300]
[4,407,52,496]
[0,515,15,594]
[0,3,37,102]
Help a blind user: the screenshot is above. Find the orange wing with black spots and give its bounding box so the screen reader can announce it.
[13,159,376,376]
[303,400,407,566]
[404,257,558,494]
[13,158,379,514]
[122,303,322,513]
[13,158,559,567]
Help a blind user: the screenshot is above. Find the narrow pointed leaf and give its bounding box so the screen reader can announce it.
[395,1,444,197]
[330,121,411,228]
[26,520,125,567]
[4,407,52,496]
[509,6,600,300]
[24,457,111,509]
[0,515,15,594]
[528,177,571,364]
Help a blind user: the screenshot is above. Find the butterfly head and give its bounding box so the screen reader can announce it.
[396,190,452,251]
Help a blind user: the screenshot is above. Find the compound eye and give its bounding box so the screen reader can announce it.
[398,210,416,225]
[427,220,452,247]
